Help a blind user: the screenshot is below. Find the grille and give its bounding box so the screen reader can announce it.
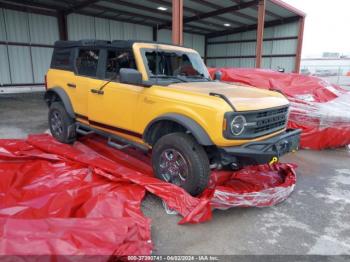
[253,106,288,135]
[224,106,289,139]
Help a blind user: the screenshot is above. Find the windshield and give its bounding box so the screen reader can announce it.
[142,48,210,82]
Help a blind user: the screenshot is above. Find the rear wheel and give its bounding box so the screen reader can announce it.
[152,132,210,196]
[48,102,76,144]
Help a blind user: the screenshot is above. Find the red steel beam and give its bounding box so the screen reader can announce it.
[294,16,305,73]
[172,0,183,45]
[255,0,266,68]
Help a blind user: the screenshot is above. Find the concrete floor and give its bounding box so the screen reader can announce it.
[1,93,349,256]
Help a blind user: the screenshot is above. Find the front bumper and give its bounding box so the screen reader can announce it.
[219,129,301,166]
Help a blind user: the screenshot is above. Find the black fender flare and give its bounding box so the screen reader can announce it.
[44,87,75,119]
[143,113,214,146]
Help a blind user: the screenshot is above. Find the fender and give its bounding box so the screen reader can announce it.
[144,113,213,146]
[44,87,75,119]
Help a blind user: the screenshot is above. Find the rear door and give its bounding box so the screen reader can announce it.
[73,48,101,120]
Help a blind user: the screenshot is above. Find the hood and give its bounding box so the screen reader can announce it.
[168,81,289,111]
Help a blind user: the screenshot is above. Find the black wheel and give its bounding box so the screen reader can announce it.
[152,132,210,196]
[48,102,76,144]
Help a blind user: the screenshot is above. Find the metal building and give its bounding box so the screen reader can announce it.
[0,0,305,91]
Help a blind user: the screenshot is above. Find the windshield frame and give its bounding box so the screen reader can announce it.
[140,46,211,85]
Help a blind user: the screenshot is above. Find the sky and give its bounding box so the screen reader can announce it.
[283,0,350,57]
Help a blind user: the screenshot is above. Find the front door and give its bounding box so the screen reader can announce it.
[87,48,144,142]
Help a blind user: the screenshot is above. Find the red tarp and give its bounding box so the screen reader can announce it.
[0,134,297,256]
[209,68,350,150]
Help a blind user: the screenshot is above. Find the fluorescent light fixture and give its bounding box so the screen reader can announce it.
[224,23,231,27]
[157,6,167,11]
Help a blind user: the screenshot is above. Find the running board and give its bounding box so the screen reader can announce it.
[76,125,94,135]
[76,123,149,152]
[108,137,130,150]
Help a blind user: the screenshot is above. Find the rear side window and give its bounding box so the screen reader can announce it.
[76,49,100,77]
[51,48,72,70]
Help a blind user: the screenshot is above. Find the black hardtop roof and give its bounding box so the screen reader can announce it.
[54,39,183,49]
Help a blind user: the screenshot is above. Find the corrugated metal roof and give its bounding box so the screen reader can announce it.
[0,0,305,36]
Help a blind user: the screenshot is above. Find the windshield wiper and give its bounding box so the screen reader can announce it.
[150,75,188,82]
[185,74,212,81]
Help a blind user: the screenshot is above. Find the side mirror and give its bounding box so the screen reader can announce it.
[120,68,142,85]
[214,70,222,81]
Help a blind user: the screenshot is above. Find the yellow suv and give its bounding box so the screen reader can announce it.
[45,40,300,195]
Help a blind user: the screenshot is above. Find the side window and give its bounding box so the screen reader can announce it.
[105,49,136,79]
[51,48,72,70]
[76,49,100,77]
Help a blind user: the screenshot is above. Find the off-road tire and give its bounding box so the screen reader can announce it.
[152,132,210,196]
[48,102,76,144]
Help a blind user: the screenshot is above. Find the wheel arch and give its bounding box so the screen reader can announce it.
[44,87,75,119]
[143,113,214,146]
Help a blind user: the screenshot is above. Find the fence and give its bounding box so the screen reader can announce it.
[300,63,350,90]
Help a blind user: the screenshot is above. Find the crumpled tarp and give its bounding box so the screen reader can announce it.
[0,134,297,256]
[209,68,350,150]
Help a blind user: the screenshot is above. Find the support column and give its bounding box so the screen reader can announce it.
[204,35,208,65]
[172,0,183,45]
[153,26,158,41]
[295,17,305,73]
[57,11,68,40]
[255,0,266,68]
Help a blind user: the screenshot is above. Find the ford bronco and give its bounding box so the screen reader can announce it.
[45,40,300,195]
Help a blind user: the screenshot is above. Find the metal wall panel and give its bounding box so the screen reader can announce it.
[271,39,297,54]
[226,58,240,67]
[273,22,299,37]
[183,33,193,49]
[4,9,29,42]
[157,29,204,56]
[67,14,153,41]
[1,9,60,86]
[241,42,256,56]
[192,34,205,56]
[0,45,11,84]
[207,21,299,72]
[271,57,295,72]
[109,20,124,40]
[29,13,59,44]
[157,29,172,44]
[95,17,110,40]
[135,24,152,41]
[262,57,272,69]
[227,43,241,56]
[67,14,95,40]
[31,47,53,83]
[240,58,256,68]
[0,9,6,41]
[8,46,33,84]
[122,22,135,40]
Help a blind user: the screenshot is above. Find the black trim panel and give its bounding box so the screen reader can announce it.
[75,113,143,139]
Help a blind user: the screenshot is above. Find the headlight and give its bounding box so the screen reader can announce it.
[230,115,246,136]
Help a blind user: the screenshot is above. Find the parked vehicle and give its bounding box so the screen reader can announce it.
[45,40,300,195]
[313,69,338,77]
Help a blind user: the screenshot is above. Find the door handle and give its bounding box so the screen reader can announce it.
[67,83,76,88]
[90,89,104,95]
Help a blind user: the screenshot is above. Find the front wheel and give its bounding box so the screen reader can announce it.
[152,133,210,196]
